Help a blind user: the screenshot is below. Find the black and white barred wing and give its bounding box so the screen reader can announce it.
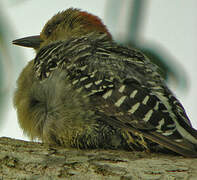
[72,44,197,157]
[91,76,197,157]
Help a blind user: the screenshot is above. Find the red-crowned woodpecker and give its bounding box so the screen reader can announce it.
[13,8,197,157]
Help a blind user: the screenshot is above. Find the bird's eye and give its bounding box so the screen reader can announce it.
[45,20,62,37]
[45,25,53,37]
[47,29,52,34]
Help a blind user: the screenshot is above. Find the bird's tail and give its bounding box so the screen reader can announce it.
[143,130,197,157]
[126,125,197,157]
[116,119,197,157]
[103,115,197,157]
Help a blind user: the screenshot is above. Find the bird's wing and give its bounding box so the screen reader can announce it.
[67,41,197,157]
[86,70,197,157]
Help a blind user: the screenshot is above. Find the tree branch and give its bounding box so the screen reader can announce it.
[0,137,197,179]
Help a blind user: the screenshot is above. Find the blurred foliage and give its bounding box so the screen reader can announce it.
[105,0,188,92]
[0,4,24,128]
[0,9,11,125]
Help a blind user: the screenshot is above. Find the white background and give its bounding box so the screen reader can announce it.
[0,0,197,141]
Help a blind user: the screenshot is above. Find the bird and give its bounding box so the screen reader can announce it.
[12,8,197,157]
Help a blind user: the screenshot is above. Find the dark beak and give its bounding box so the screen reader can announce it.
[12,35,43,48]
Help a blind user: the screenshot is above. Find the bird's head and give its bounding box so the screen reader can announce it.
[12,8,112,51]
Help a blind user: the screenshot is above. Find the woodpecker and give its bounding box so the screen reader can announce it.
[13,8,197,157]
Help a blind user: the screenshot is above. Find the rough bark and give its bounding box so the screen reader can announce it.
[0,137,197,180]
